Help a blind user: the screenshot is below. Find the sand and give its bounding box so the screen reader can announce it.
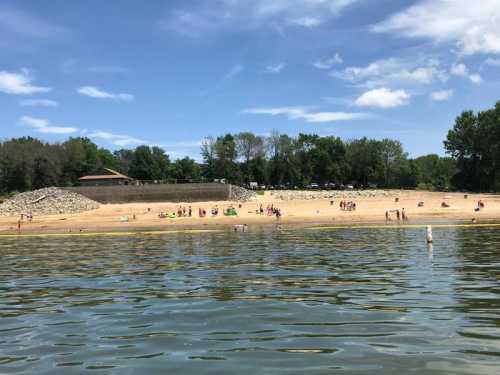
[1,190,499,235]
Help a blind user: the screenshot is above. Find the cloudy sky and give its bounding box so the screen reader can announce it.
[1,0,500,158]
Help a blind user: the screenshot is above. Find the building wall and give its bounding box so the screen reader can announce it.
[65,183,231,203]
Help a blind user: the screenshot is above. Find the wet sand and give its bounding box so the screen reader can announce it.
[1,191,499,235]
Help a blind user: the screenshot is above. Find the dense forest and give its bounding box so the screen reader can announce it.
[1,101,499,193]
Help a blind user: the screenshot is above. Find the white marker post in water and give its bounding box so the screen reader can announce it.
[426,225,433,244]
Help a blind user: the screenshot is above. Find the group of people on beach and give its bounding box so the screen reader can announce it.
[385,208,408,223]
[258,204,282,220]
[20,212,34,222]
[158,206,193,219]
[17,212,34,233]
[157,205,241,219]
[340,201,356,211]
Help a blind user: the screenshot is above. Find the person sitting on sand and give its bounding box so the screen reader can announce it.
[478,200,485,208]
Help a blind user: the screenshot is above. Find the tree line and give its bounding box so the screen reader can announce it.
[0,138,200,193]
[1,101,499,193]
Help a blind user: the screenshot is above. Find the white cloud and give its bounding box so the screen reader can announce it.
[430,90,453,102]
[354,88,410,109]
[290,17,322,28]
[485,57,500,66]
[162,140,203,148]
[450,63,468,77]
[450,63,482,84]
[243,106,368,123]
[265,63,286,74]
[373,0,500,55]
[20,116,77,134]
[224,64,245,80]
[162,0,360,36]
[77,86,134,101]
[89,131,145,147]
[469,73,482,84]
[331,58,448,88]
[312,53,343,69]
[0,69,51,95]
[19,99,58,107]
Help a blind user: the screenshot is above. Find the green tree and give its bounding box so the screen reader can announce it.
[235,132,264,183]
[129,145,170,180]
[62,137,100,185]
[170,157,202,181]
[214,134,239,182]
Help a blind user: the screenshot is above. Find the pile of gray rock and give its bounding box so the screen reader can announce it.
[229,185,257,202]
[0,187,100,216]
[269,189,396,201]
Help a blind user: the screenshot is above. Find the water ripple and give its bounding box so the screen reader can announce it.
[0,226,499,374]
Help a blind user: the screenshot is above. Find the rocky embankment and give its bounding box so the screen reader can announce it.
[268,189,397,201]
[0,187,100,216]
[229,185,257,202]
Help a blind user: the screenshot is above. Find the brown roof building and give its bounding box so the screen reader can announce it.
[78,168,133,186]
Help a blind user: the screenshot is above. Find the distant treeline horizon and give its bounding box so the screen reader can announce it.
[1,101,499,194]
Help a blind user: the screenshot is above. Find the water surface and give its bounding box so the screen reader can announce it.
[0,226,499,374]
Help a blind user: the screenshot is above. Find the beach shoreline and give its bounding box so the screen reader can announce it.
[1,190,499,236]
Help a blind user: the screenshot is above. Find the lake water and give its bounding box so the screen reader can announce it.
[0,226,499,374]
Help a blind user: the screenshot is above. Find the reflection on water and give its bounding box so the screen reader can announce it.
[0,226,499,374]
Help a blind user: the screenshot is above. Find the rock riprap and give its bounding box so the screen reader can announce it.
[268,189,397,201]
[0,187,100,216]
[229,185,257,202]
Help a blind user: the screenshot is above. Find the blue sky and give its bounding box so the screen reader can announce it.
[1,0,500,160]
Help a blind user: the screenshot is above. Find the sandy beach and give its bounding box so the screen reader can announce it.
[1,190,499,235]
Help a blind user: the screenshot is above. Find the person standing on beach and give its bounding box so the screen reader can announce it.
[402,208,408,222]
[385,211,389,223]
[275,208,281,221]
[396,210,401,222]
